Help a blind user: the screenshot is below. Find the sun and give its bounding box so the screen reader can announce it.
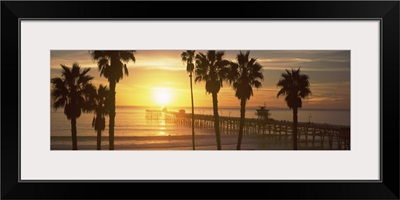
[153,87,172,106]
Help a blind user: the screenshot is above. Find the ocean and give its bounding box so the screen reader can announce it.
[51,106,350,137]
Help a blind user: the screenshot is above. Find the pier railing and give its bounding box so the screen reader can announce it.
[145,110,350,150]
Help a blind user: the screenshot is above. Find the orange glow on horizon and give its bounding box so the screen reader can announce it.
[51,50,351,110]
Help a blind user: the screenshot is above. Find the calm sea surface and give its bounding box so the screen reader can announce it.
[51,106,350,137]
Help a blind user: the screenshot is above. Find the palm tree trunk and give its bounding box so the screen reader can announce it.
[212,92,221,150]
[237,98,246,150]
[293,107,298,150]
[71,117,77,150]
[109,80,116,150]
[189,73,195,150]
[97,130,102,150]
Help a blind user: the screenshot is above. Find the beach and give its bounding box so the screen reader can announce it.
[51,134,337,150]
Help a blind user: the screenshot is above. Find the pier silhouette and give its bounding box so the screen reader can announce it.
[146,109,350,150]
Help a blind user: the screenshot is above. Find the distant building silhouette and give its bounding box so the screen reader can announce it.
[256,103,270,120]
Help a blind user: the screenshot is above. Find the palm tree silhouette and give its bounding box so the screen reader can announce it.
[87,84,110,150]
[51,63,94,150]
[195,50,230,150]
[277,68,311,150]
[181,50,196,150]
[228,51,264,150]
[90,51,136,150]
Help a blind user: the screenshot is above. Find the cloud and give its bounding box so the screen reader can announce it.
[50,50,350,109]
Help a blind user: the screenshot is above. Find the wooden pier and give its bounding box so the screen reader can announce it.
[145,109,350,150]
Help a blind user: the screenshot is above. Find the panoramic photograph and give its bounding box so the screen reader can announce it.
[50,50,350,150]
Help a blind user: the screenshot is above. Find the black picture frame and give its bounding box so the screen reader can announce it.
[2,1,399,199]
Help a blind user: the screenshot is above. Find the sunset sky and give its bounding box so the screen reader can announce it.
[50,50,350,110]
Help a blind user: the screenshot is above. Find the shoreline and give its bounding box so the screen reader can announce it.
[51,135,343,150]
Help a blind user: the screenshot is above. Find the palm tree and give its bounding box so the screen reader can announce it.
[51,63,94,150]
[195,50,230,150]
[276,68,311,150]
[90,51,136,150]
[181,50,196,150]
[228,51,264,150]
[88,85,110,150]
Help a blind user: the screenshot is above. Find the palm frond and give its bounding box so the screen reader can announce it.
[277,88,286,98]
[207,51,216,63]
[51,63,95,119]
[215,51,225,61]
[252,80,262,88]
[97,58,109,71]
[90,50,108,61]
[123,64,129,76]
[229,51,264,100]
[181,51,189,62]
[276,68,311,109]
[90,50,135,82]
[227,62,239,84]
[53,97,66,110]
[119,50,136,63]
